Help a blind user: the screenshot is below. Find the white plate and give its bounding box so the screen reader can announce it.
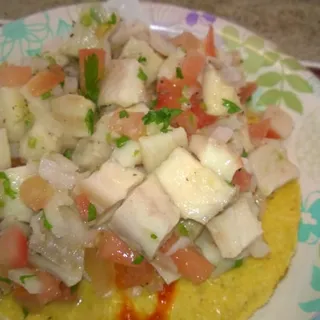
[0,1,319,319]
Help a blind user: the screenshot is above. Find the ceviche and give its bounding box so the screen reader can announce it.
[0,4,299,315]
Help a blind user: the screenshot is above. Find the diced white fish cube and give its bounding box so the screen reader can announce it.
[189,134,243,182]
[155,147,236,224]
[263,105,294,139]
[109,175,180,259]
[139,127,188,172]
[207,195,263,258]
[98,59,146,108]
[0,129,11,170]
[112,140,142,168]
[202,65,241,117]
[120,37,164,84]
[210,126,234,143]
[78,160,145,211]
[248,143,299,196]
[157,48,186,80]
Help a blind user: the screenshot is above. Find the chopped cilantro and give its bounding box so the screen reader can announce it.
[63,149,73,160]
[60,81,65,88]
[138,56,147,64]
[45,55,56,65]
[42,212,52,230]
[226,181,234,187]
[85,109,95,135]
[84,53,100,104]
[200,102,207,111]
[115,135,130,148]
[89,8,103,24]
[70,283,79,294]
[80,13,93,27]
[148,98,158,109]
[24,118,32,129]
[0,172,17,199]
[41,91,52,100]
[132,255,144,265]
[27,137,37,149]
[142,108,182,133]
[233,259,243,268]
[108,12,117,25]
[106,132,113,144]
[119,110,129,119]
[179,96,189,104]
[20,274,36,284]
[88,203,97,222]
[22,307,29,319]
[150,233,158,240]
[0,276,12,284]
[137,68,148,81]
[133,150,140,157]
[189,113,196,125]
[177,221,189,236]
[222,99,241,114]
[241,150,248,158]
[176,67,184,79]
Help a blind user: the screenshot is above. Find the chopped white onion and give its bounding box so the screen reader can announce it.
[249,237,270,258]
[64,76,78,94]
[39,153,79,190]
[211,126,234,143]
[149,31,176,57]
[165,236,191,257]
[151,253,180,285]
[211,259,235,278]
[8,268,43,294]
[52,84,64,97]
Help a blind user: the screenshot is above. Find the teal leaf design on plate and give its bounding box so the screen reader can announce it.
[256,89,281,106]
[299,299,320,313]
[282,57,304,70]
[243,35,264,51]
[282,91,303,113]
[285,74,313,93]
[26,48,41,56]
[56,19,72,37]
[311,266,320,291]
[257,72,282,87]
[243,51,265,74]
[263,51,279,67]
[220,26,240,50]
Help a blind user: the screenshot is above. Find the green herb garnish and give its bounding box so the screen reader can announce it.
[106,132,113,144]
[115,135,130,148]
[148,98,158,109]
[80,13,93,27]
[0,172,17,199]
[89,8,103,24]
[41,91,52,100]
[132,255,144,265]
[150,233,158,240]
[222,99,241,114]
[22,307,29,319]
[142,108,182,133]
[108,12,117,25]
[70,283,79,294]
[45,55,56,65]
[177,222,189,237]
[84,53,100,104]
[241,150,248,158]
[133,150,140,157]
[88,203,97,222]
[20,274,36,284]
[85,109,95,135]
[179,96,189,104]
[176,67,184,79]
[137,68,148,81]
[119,110,129,119]
[138,56,147,64]
[42,212,52,230]
[0,276,12,284]
[60,81,65,88]
[27,137,37,149]
[233,259,243,268]
[63,149,73,160]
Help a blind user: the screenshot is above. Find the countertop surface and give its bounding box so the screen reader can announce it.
[0,0,319,63]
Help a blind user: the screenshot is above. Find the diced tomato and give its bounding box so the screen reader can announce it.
[79,48,105,92]
[238,82,257,104]
[155,78,182,110]
[248,118,271,145]
[108,110,146,140]
[27,64,65,97]
[232,168,252,192]
[97,231,139,266]
[12,271,61,311]
[170,246,214,284]
[204,25,216,57]
[0,226,28,268]
[0,64,32,87]
[75,193,90,221]
[171,110,198,135]
[160,233,179,254]
[170,32,203,52]
[57,282,78,302]
[114,261,156,289]
[266,128,282,139]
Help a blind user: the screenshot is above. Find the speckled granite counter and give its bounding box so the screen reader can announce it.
[0,0,319,62]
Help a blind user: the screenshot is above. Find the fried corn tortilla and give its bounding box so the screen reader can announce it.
[0,180,301,320]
